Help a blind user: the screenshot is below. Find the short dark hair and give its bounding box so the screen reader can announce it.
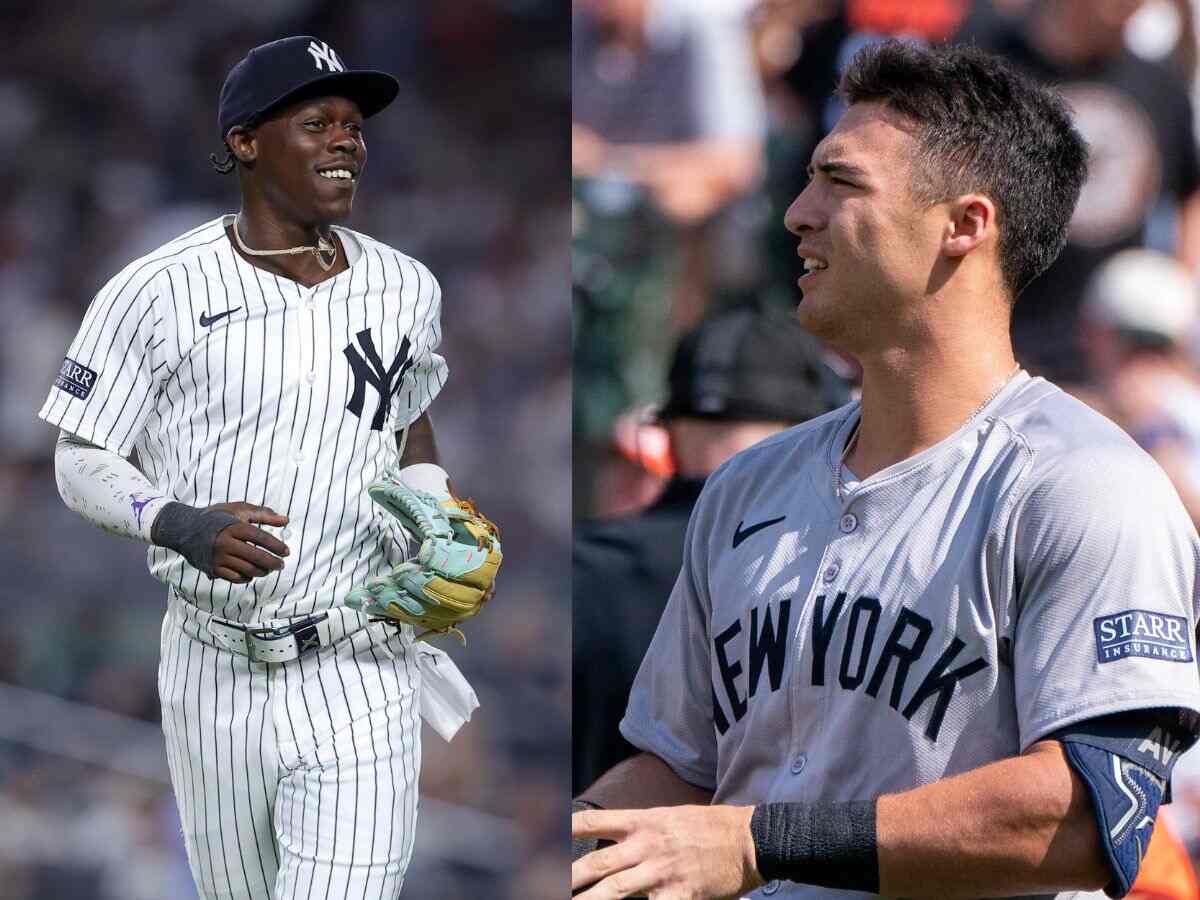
[839,40,1089,298]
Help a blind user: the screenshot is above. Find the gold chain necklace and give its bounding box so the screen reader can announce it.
[836,364,1022,500]
[232,214,338,272]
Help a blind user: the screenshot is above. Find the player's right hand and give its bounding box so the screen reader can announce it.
[205,502,290,583]
[572,805,762,900]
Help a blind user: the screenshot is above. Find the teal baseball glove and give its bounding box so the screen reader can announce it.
[347,473,502,642]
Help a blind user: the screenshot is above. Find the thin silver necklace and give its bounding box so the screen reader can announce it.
[836,364,1022,500]
[232,214,338,272]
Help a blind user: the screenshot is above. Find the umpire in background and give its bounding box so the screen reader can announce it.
[572,306,850,793]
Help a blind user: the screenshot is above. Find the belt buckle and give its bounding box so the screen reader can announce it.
[292,619,322,654]
[248,622,292,640]
[245,614,327,660]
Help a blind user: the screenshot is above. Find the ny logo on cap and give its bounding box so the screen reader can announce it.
[307,40,344,73]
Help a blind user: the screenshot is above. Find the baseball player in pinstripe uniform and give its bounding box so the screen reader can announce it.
[572,41,1200,900]
[40,36,500,900]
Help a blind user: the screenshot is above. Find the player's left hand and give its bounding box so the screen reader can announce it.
[571,805,763,900]
[346,473,501,641]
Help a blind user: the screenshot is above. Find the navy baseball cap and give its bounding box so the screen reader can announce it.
[218,36,400,137]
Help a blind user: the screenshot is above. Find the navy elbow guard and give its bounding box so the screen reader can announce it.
[1062,740,1163,897]
[1056,709,1197,898]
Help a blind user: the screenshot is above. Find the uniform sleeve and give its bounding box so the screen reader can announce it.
[1009,443,1200,749]
[620,486,720,791]
[38,265,177,457]
[393,259,448,428]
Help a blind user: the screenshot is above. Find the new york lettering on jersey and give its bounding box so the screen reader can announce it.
[38,215,447,623]
[710,592,989,743]
[704,466,999,753]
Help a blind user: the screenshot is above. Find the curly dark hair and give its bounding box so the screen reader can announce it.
[209,147,236,174]
[209,119,260,175]
[839,40,1089,299]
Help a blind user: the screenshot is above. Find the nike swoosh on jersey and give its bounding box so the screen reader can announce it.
[199,307,241,327]
[732,515,787,548]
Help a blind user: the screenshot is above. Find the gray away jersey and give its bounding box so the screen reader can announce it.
[621,372,1200,900]
[39,215,447,623]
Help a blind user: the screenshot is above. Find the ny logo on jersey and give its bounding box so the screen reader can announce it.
[343,328,414,431]
[307,40,344,73]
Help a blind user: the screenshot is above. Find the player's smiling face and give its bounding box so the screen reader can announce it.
[783,101,949,353]
[250,94,367,225]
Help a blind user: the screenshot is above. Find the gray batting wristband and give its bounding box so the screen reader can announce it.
[151,501,241,576]
[750,799,879,892]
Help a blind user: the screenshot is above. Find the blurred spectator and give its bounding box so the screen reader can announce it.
[573,0,765,225]
[1127,0,1198,78]
[1080,248,1200,525]
[572,0,767,515]
[977,0,1200,384]
[572,306,849,793]
[588,404,678,519]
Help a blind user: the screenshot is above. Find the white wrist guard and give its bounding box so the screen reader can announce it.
[397,463,451,498]
[54,431,173,542]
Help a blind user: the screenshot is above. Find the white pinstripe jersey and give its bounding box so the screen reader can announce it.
[40,215,447,623]
[622,373,1200,900]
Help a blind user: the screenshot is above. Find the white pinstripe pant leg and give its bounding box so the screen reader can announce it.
[160,614,281,900]
[272,627,422,900]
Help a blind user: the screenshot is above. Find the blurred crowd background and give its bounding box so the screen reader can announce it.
[0,2,568,899]
[573,0,1200,892]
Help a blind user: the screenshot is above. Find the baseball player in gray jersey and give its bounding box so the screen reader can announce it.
[39,37,500,900]
[572,41,1200,900]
